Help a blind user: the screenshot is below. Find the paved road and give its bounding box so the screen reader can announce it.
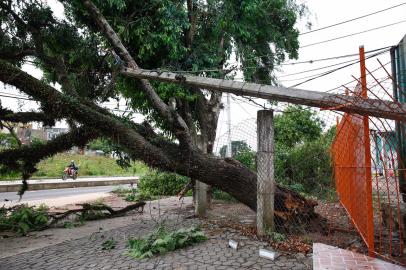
[0,185,130,203]
[0,176,137,185]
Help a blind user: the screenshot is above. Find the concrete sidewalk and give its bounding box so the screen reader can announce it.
[313,243,404,270]
[0,197,312,269]
[0,176,138,192]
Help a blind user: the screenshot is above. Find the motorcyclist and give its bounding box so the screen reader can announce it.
[68,160,78,172]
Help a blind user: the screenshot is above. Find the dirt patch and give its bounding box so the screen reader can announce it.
[204,199,368,255]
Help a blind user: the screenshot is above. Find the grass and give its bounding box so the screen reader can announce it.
[0,153,149,180]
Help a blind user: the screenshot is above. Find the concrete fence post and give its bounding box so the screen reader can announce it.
[256,110,275,236]
[195,136,209,217]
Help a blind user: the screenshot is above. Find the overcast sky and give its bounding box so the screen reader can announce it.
[1,0,406,141]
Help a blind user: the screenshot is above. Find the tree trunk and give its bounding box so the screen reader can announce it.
[156,142,320,230]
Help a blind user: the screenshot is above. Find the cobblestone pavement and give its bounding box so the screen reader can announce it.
[0,211,312,270]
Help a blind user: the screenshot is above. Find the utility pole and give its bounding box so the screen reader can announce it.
[226,93,232,158]
[122,68,406,121]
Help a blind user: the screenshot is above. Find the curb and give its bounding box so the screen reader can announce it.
[0,177,138,192]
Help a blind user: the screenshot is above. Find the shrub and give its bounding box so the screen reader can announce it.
[219,140,251,158]
[111,186,153,202]
[0,133,19,150]
[234,149,256,171]
[274,105,324,148]
[212,188,237,202]
[275,136,333,198]
[137,171,189,197]
[102,238,117,250]
[111,186,137,197]
[88,138,112,153]
[267,231,286,242]
[0,204,49,235]
[128,226,207,259]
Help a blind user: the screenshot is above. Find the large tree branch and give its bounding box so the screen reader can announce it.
[0,49,37,62]
[0,126,99,175]
[0,59,172,169]
[0,107,55,125]
[0,59,253,207]
[81,0,192,148]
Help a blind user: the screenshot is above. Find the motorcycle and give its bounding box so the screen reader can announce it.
[62,167,78,180]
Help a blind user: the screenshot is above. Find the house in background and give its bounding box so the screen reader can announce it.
[16,124,68,145]
[44,127,68,140]
[371,130,399,176]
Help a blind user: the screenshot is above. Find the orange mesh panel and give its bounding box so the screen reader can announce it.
[331,107,375,254]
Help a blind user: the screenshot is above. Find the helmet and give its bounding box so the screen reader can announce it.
[71,160,74,163]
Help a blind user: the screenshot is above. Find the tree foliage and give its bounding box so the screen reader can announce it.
[219,140,251,158]
[128,226,207,259]
[273,107,335,197]
[0,204,49,235]
[274,105,324,148]
[0,132,19,150]
[62,0,305,128]
[137,170,189,197]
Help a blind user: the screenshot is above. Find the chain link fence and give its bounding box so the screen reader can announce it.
[212,77,405,264]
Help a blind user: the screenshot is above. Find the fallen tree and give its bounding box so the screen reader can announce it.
[0,0,320,227]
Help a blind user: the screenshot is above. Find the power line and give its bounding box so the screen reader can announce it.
[288,49,390,88]
[243,45,392,64]
[324,61,391,93]
[279,57,367,82]
[323,48,406,93]
[277,57,360,78]
[276,46,391,80]
[0,90,28,97]
[270,49,389,85]
[170,45,393,74]
[300,2,406,35]
[300,19,406,48]
[231,95,266,110]
[230,96,257,116]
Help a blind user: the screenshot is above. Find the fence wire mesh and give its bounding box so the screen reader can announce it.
[212,49,405,265]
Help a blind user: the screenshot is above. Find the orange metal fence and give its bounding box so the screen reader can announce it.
[331,106,375,255]
[331,47,405,263]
